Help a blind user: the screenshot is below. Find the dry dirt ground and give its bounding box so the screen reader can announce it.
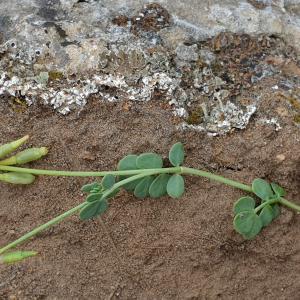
[0,32,300,299]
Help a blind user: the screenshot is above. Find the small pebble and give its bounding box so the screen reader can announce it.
[276,154,286,162]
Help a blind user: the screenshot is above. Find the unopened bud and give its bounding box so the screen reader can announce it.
[0,251,37,264]
[0,172,35,184]
[0,147,48,165]
[0,135,29,159]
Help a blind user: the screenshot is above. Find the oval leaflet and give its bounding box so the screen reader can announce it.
[169,142,185,167]
[167,174,185,198]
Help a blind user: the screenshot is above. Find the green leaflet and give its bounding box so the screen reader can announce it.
[233,197,256,215]
[166,174,185,198]
[252,179,274,201]
[259,205,274,227]
[80,199,108,220]
[117,154,140,191]
[149,174,171,198]
[233,211,262,239]
[271,204,280,219]
[121,177,142,191]
[169,142,185,167]
[117,154,138,171]
[86,192,103,203]
[271,182,286,197]
[136,153,163,169]
[101,174,115,190]
[134,176,155,198]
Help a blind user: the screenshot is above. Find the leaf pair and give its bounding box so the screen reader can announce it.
[252,179,285,201]
[133,173,185,199]
[233,179,285,239]
[118,153,163,171]
[233,196,280,239]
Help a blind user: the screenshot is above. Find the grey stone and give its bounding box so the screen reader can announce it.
[0,0,299,136]
[199,50,216,65]
[159,26,191,50]
[175,44,199,62]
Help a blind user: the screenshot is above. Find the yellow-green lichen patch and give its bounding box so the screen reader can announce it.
[48,71,64,81]
[293,114,300,124]
[186,107,205,125]
[288,97,300,111]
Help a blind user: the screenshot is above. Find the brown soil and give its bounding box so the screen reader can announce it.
[0,82,300,299]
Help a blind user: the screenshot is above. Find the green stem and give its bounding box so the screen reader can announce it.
[181,167,252,192]
[279,197,300,212]
[0,165,253,192]
[1,164,299,254]
[101,169,165,198]
[0,168,181,254]
[254,199,279,213]
[2,165,299,211]
[0,165,177,177]
[181,167,300,212]
[0,202,86,254]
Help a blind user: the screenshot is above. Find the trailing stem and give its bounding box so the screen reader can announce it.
[1,165,299,255]
[0,141,299,260]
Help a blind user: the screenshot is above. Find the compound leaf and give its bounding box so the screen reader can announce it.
[167,174,185,198]
[233,196,256,215]
[169,142,185,166]
[252,178,274,201]
[134,176,155,198]
[271,182,286,197]
[101,174,115,190]
[259,204,274,227]
[149,174,171,198]
[234,211,262,239]
[136,153,163,169]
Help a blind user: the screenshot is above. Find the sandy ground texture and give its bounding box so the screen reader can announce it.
[0,78,300,299]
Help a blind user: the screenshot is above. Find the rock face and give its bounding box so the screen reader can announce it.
[0,0,299,134]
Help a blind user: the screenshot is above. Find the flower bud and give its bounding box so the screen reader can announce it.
[0,135,29,159]
[0,251,37,264]
[0,172,35,184]
[0,147,48,165]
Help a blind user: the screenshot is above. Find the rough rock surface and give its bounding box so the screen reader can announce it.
[0,0,299,135]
